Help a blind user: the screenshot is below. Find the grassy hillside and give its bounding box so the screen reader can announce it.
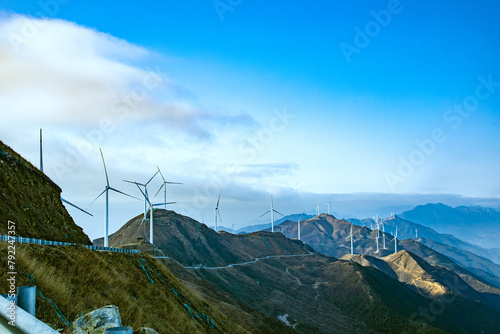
[0,140,90,244]
[0,243,248,333]
[96,209,313,267]
[103,210,500,333]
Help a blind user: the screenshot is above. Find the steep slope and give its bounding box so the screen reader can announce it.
[411,237,500,287]
[399,203,500,249]
[106,210,500,333]
[0,242,247,333]
[344,245,500,314]
[0,140,90,244]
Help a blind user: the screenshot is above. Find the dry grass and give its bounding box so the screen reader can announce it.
[0,140,90,244]
[0,243,249,334]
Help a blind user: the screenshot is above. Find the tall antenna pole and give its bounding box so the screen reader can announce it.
[39,129,43,172]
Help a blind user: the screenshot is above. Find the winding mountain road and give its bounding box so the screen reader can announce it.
[184,251,314,270]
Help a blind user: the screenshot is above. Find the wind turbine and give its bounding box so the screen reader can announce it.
[381,219,386,249]
[316,202,320,216]
[326,201,331,215]
[297,211,305,241]
[345,224,354,255]
[374,216,380,253]
[260,195,283,232]
[415,228,418,239]
[88,148,138,247]
[391,226,398,253]
[39,129,93,217]
[155,166,182,209]
[124,170,159,221]
[135,184,174,244]
[214,196,222,232]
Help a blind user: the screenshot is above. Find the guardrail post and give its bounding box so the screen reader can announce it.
[17,286,36,317]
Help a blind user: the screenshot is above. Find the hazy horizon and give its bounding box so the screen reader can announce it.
[1,1,499,240]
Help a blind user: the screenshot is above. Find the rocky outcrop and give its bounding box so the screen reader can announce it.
[73,305,122,334]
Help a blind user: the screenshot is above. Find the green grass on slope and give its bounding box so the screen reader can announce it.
[0,140,90,244]
[0,243,248,334]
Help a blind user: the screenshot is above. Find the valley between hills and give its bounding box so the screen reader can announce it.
[2,139,500,333]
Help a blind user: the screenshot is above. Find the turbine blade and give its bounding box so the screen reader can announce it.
[87,188,107,209]
[273,209,284,217]
[135,183,150,204]
[61,198,93,216]
[99,148,109,187]
[260,210,271,217]
[166,182,183,184]
[157,165,166,182]
[145,170,159,186]
[152,202,176,207]
[108,187,141,201]
[216,195,220,209]
[154,183,165,197]
[123,179,140,185]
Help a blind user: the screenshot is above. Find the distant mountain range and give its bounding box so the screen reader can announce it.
[98,209,500,333]
[399,203,500,249]
[273,214,500,289]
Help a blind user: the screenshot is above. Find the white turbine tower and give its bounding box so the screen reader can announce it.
[415,228,418,239]
[326,201,331,215]
[135,184,174,244]
[39,129,93,216]
[124,170,159,221]
[316,202,320,216]
[392,226,398,253]
[375,216,380,253]
[155,166,182,209]
[88,148,137,247]
[260,195,283,232]
[381,219,386,249]
[297,211,305,241]
[345,224,354,255]
[214,196,222,232]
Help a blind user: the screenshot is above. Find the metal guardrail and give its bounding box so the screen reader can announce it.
[0,235,140,254]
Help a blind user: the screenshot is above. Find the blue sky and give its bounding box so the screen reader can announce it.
[1,0,499,239]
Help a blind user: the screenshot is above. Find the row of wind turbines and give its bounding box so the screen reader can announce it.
[39,130,182,247]
[253,194,402,256]
[40,130,408,253]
